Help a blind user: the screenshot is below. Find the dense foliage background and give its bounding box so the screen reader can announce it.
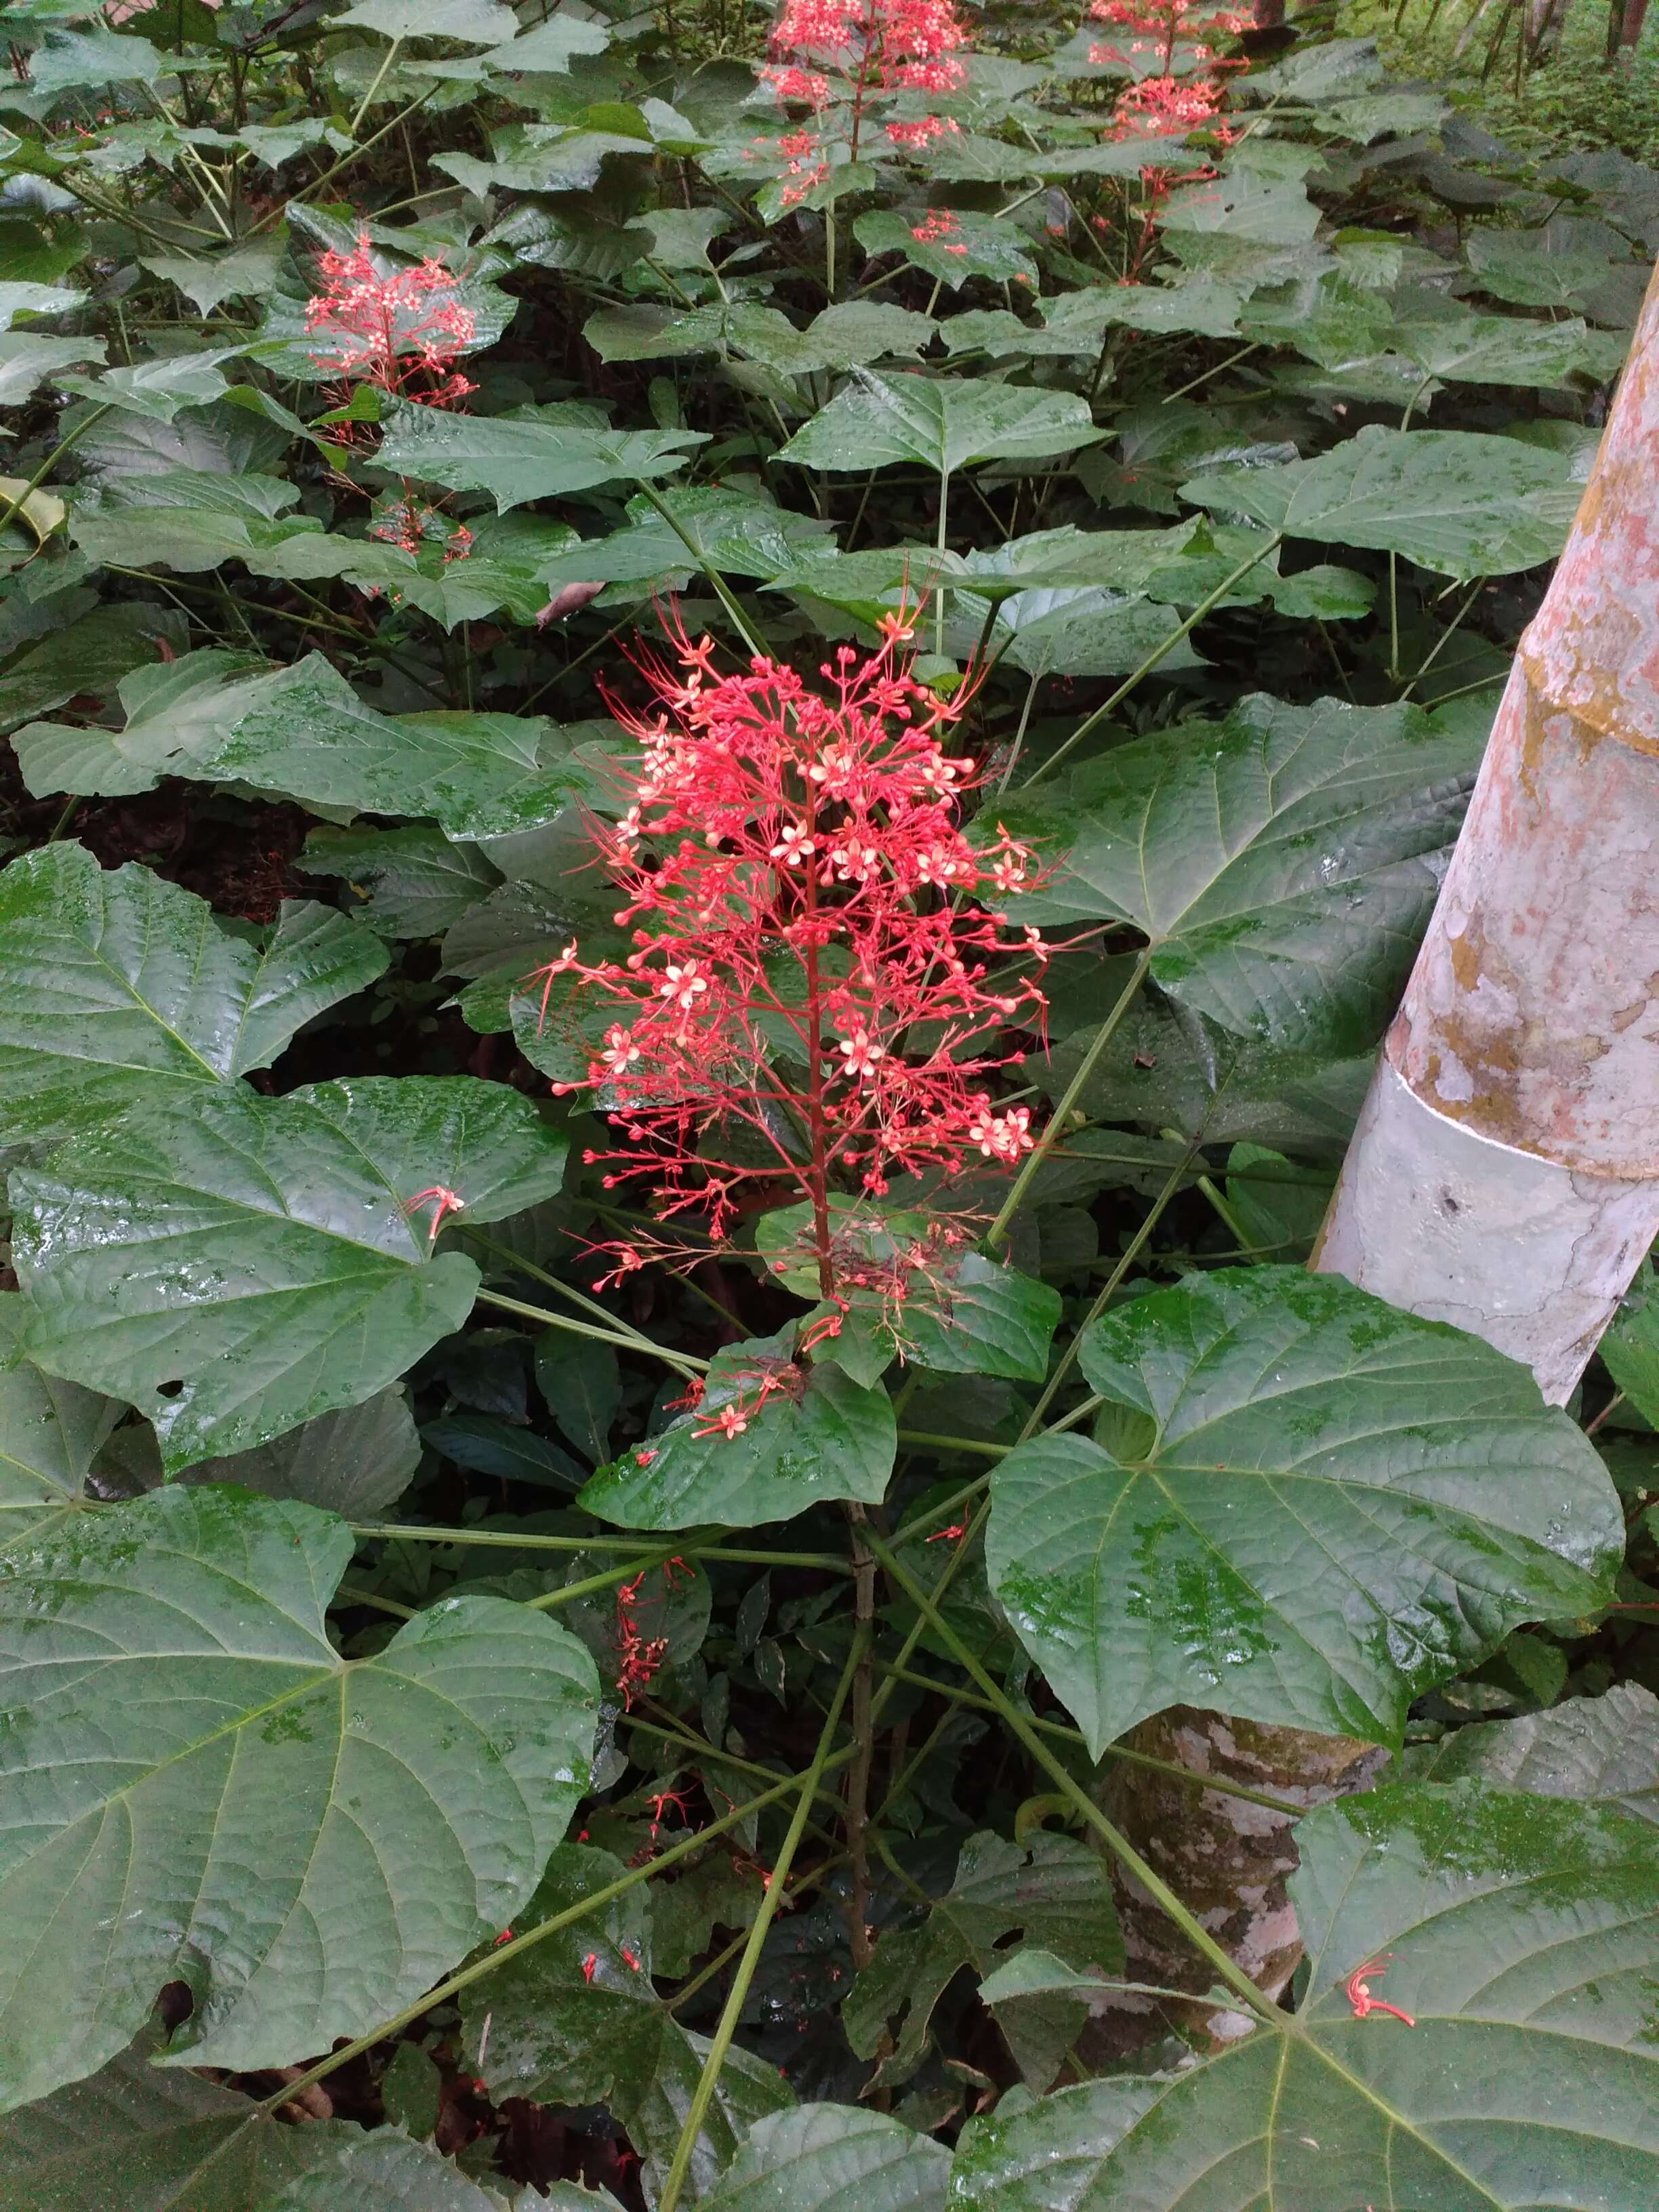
[1,0,1658,2206]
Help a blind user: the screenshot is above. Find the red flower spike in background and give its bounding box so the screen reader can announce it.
[751,0,971,193]
[527,608,1051,1341]
[304,232,477,403]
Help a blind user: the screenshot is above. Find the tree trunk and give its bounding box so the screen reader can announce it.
[1078,1713,1382,2066]
[1086,262,1659,2066]
[1316,258,1659,1407]
[1621,0,1651,49]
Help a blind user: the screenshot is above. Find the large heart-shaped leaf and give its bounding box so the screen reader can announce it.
[703,2107,949,2212]
[996,694,1481,1053]
[1183,424,1581,579]
[985,1267,1621,1755]
[778,371,1105,476]
[11,1078,567,1470]
[375,398,707,512]
[0,1292,119,1553]
[948,1780,1659,2209]
[0,843,388,1151]
[0,1484,599,2107]
[13,653,588,839]
[578,1333,895,1530]
[103,1387,424,1519]
[460,1841,792,2200]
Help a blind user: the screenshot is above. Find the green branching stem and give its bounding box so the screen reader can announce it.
[476,1286,708,1378]
[0,406,111,542]
[656,1630,867,2212]
[1019,533,1284,790]
[985,947,1153,1253]
[862,1532,1276,2022]
[632,478,766,657]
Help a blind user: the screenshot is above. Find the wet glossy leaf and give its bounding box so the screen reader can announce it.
[0,1292,119,1553]
[996,694,1481,1053]
[949,1780,1659,2210]
[375,398,707,512]
[340,0,517,37]
[11,1078,566,1471]
[1404,1683,1659,1824]
[845,1831,1121,2089]
[703,2105,949,2212]
[778,371,1105,476]
[985,1267,1622,1755]
[299,824,502,941]
[0,331,104,405]
[0,1484,598,2107]
[578,1332,895,1530]
[460,1841,791,2200]
[0,842,388,1151]
[14,652,588,839]
[0,603,188,737]
[853,208,1038,288]
[1598,1271,1659,1425]
[756,1200,1061,1383]
[68,469,338,574]
[535,1334,621,1462]
[1184,423,1582,579]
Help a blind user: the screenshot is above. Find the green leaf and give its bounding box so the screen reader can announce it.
[1392,304,1626,390]
[0,842,389,1151]
[480,16,613,70]
[337,0,518,39]
[949,1780,1659,2210]
[995,695,1481,1053]
[300,824,503,941]
[375,398,708,513]
[846,1831,1121,2089]
[0,282,87,331]
[12,1078,567,1470]
[0,331,104,405]
[959,586,1200,679]
[28,25,167,96]
[853,208,1039,289]
[153,1389,424,1518]
[58,348,244,423]
[1599,1272,1659,1425]
[15,652,591,840]
[461,1841,792,2200]
[578,1332,896,1530]
[140,241,287,316]
[778,371,1105,476]
[1184,424,1582,580]
[68,469,331,575]
[0,1484,598,2106]
[0,1291,119,1553]
[535,1333,621,1462]
[756,1199,1061,1383]
[985,1267,1622,1756]
[1404,1683,1659,1824]
[703,2106,949,2212]
[0,602,188,737]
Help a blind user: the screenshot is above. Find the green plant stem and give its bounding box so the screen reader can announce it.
[476,1286,708,1377]
[895,1428,1008,1458]
[862,1533,1274,2022]
[523,1547,684,1614]
[348,1523,851,1571]
[241,1743,865,2137]
[460,1225,697,1371]
[632,479,764,655]
[249,90,436,232]
[0,407,111,541]
[870,1659,1302,1813]
[1021,535,1284,789]
[656,1632,866,2212]
[985,948,1153,1253]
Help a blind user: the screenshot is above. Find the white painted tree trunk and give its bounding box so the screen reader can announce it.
[1315,262,1659,1404]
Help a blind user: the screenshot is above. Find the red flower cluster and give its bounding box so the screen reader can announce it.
[304,232,477,402]
[528,613,1048,1303]
[754,0,970,188]
[911,207,968,254]
[1085,0,1250,139]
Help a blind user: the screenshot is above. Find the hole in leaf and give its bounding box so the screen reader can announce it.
[156,1379,186,1399]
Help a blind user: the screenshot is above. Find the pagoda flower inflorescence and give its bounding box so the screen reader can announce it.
[754,0,973,197]
[527,611,1050,1324]
[304,232,478,561]
[1088,0,1253,142]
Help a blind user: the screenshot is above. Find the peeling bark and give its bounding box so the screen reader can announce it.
[1319,257,1659,1404]
[1080,1711,1382,2064]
